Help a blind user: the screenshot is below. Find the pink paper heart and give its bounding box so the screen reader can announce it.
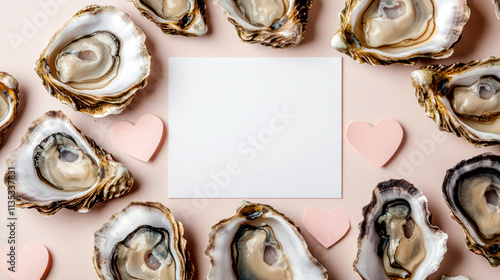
[111,114,165,162]
[303,207,350,248]
[0,242,51,280]
[346,119,404,167]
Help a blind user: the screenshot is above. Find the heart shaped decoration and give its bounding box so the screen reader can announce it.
[346,119,404,167]
[0,242,51,280]
[303,207,350,248]
[111,114,165,162]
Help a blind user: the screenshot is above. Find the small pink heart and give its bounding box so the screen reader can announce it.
[0,242,51,280]
[303,207,350,248]
[346,119,404,167]
[111,114,165,162]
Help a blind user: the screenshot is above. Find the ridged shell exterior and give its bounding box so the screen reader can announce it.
[0,72,19,145]
[412,57,500,147]
[354,179,448,280]
[332,0,470,65]
[131,0,208,36]
[94,201,194,280]
[34,5,151,117]
[215,0,313,48]
[4,111,133,216]
[204,201,328,279]
[442,153,500,266]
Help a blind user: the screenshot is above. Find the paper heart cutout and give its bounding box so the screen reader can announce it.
[0,242,51,280]
[111,114,165,162]
[303,207,350,248]
[346,119,404,167]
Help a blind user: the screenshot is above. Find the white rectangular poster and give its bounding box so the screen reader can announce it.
[168,57,342,198]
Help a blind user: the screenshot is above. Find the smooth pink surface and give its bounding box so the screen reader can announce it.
[0,0,499,279]
[303,207,350,248]
[0,242,50,280]
[347,119,404,167]
[111,114,164,162]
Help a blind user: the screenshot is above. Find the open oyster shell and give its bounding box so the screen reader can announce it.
[412,57,500,147]
[131,0,207,36]
[94,201,193,280]
[354,179,448,280]
[332,0,470,65]
[35,5,151,117]
[0,72,19,145]
[205,201,328,279]
[214,0,313,48]
[443,153,500,266]
[4,111,133,216]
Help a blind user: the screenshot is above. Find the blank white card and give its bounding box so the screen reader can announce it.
[168,57,342,198]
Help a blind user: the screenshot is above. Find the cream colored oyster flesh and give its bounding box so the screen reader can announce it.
[457,172,500,241]
[359,0,434,48]
[451,76,500,134]
[141,0,191,21]
[34,132,98,192]
[55,31,120,90]
[236,0,288,27]
[232,224,293,279]
[112,226,176,279]
[376,200,426,279]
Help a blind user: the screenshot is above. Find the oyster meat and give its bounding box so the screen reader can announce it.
[205,201,328,279]
[354,179,447,280]
[0,72,19,145]
[4,111,133,215]
[214,0,313,48]
[35,5,151,117]
[94,201,193,280]
[443,153,500,266]
[412,56,500,147]
[332,0,470,65]
[131,0,207,36]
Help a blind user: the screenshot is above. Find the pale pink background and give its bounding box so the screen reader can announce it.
[0,0,498,279]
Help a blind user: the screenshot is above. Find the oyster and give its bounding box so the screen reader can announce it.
[354,179,448,280]
[131,0,207,36]
[205,201,328,279]
[4,111,133,216]
[331,0,470,65]
[94,201,193,280]
[35,5,151,117]
[442,153,500,266]
[412,57,500,147]
[0,72,19,145]
[214,0,313,48]
[441,276,470,280]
